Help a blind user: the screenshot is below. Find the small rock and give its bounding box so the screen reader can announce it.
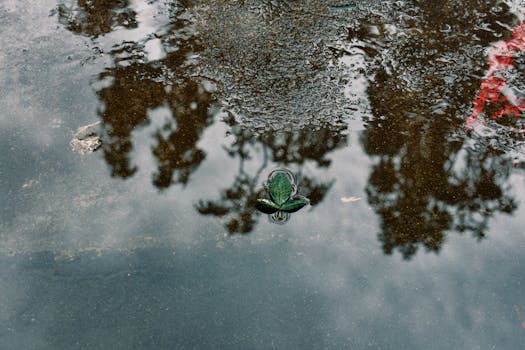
[70,121,102,155]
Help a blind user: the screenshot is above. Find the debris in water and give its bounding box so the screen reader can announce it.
[255,168,310,224]
[328,3,357,11]
[22,179,37,189]
[466,21,525,127]
[341,196,362,203]
[70,121,102,155]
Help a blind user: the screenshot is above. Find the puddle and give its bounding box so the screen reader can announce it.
[2,0,525,348]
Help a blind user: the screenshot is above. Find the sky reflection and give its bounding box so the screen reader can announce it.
[46,0,525,257]
[2,1,525,349]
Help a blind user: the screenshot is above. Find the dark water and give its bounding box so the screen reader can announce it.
[2,0,525,348]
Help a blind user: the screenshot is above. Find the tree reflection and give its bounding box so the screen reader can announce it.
[56,0,137,37]
[57,0,346,224]
[99,8,214,189]
[59,1,215,189]
[196,113,345,234]
[358,1,518,258]
[55,0,522,247]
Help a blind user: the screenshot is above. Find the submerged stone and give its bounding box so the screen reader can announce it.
[70,121,102,155]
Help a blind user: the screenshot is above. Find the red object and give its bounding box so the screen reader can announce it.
[467,21,525,127]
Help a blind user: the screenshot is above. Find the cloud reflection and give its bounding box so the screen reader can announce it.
[196,113,347,234]
[55,0,525,256]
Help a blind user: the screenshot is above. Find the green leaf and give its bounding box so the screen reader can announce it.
[269,173,293,206]
[255,198,280,214]
[280,196,309,213]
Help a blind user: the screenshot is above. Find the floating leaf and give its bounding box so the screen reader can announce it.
[255,198,280,214]
[280,196,309,213]
[269,172,293,206]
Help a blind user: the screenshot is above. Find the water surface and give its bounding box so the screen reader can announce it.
[1,0,525,348]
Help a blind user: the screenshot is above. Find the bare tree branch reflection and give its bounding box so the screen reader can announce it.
[196,113,346,234]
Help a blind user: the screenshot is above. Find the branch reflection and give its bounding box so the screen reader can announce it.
[196,113,346,234]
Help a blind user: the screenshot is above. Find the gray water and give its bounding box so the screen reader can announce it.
[2,0,525,348]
